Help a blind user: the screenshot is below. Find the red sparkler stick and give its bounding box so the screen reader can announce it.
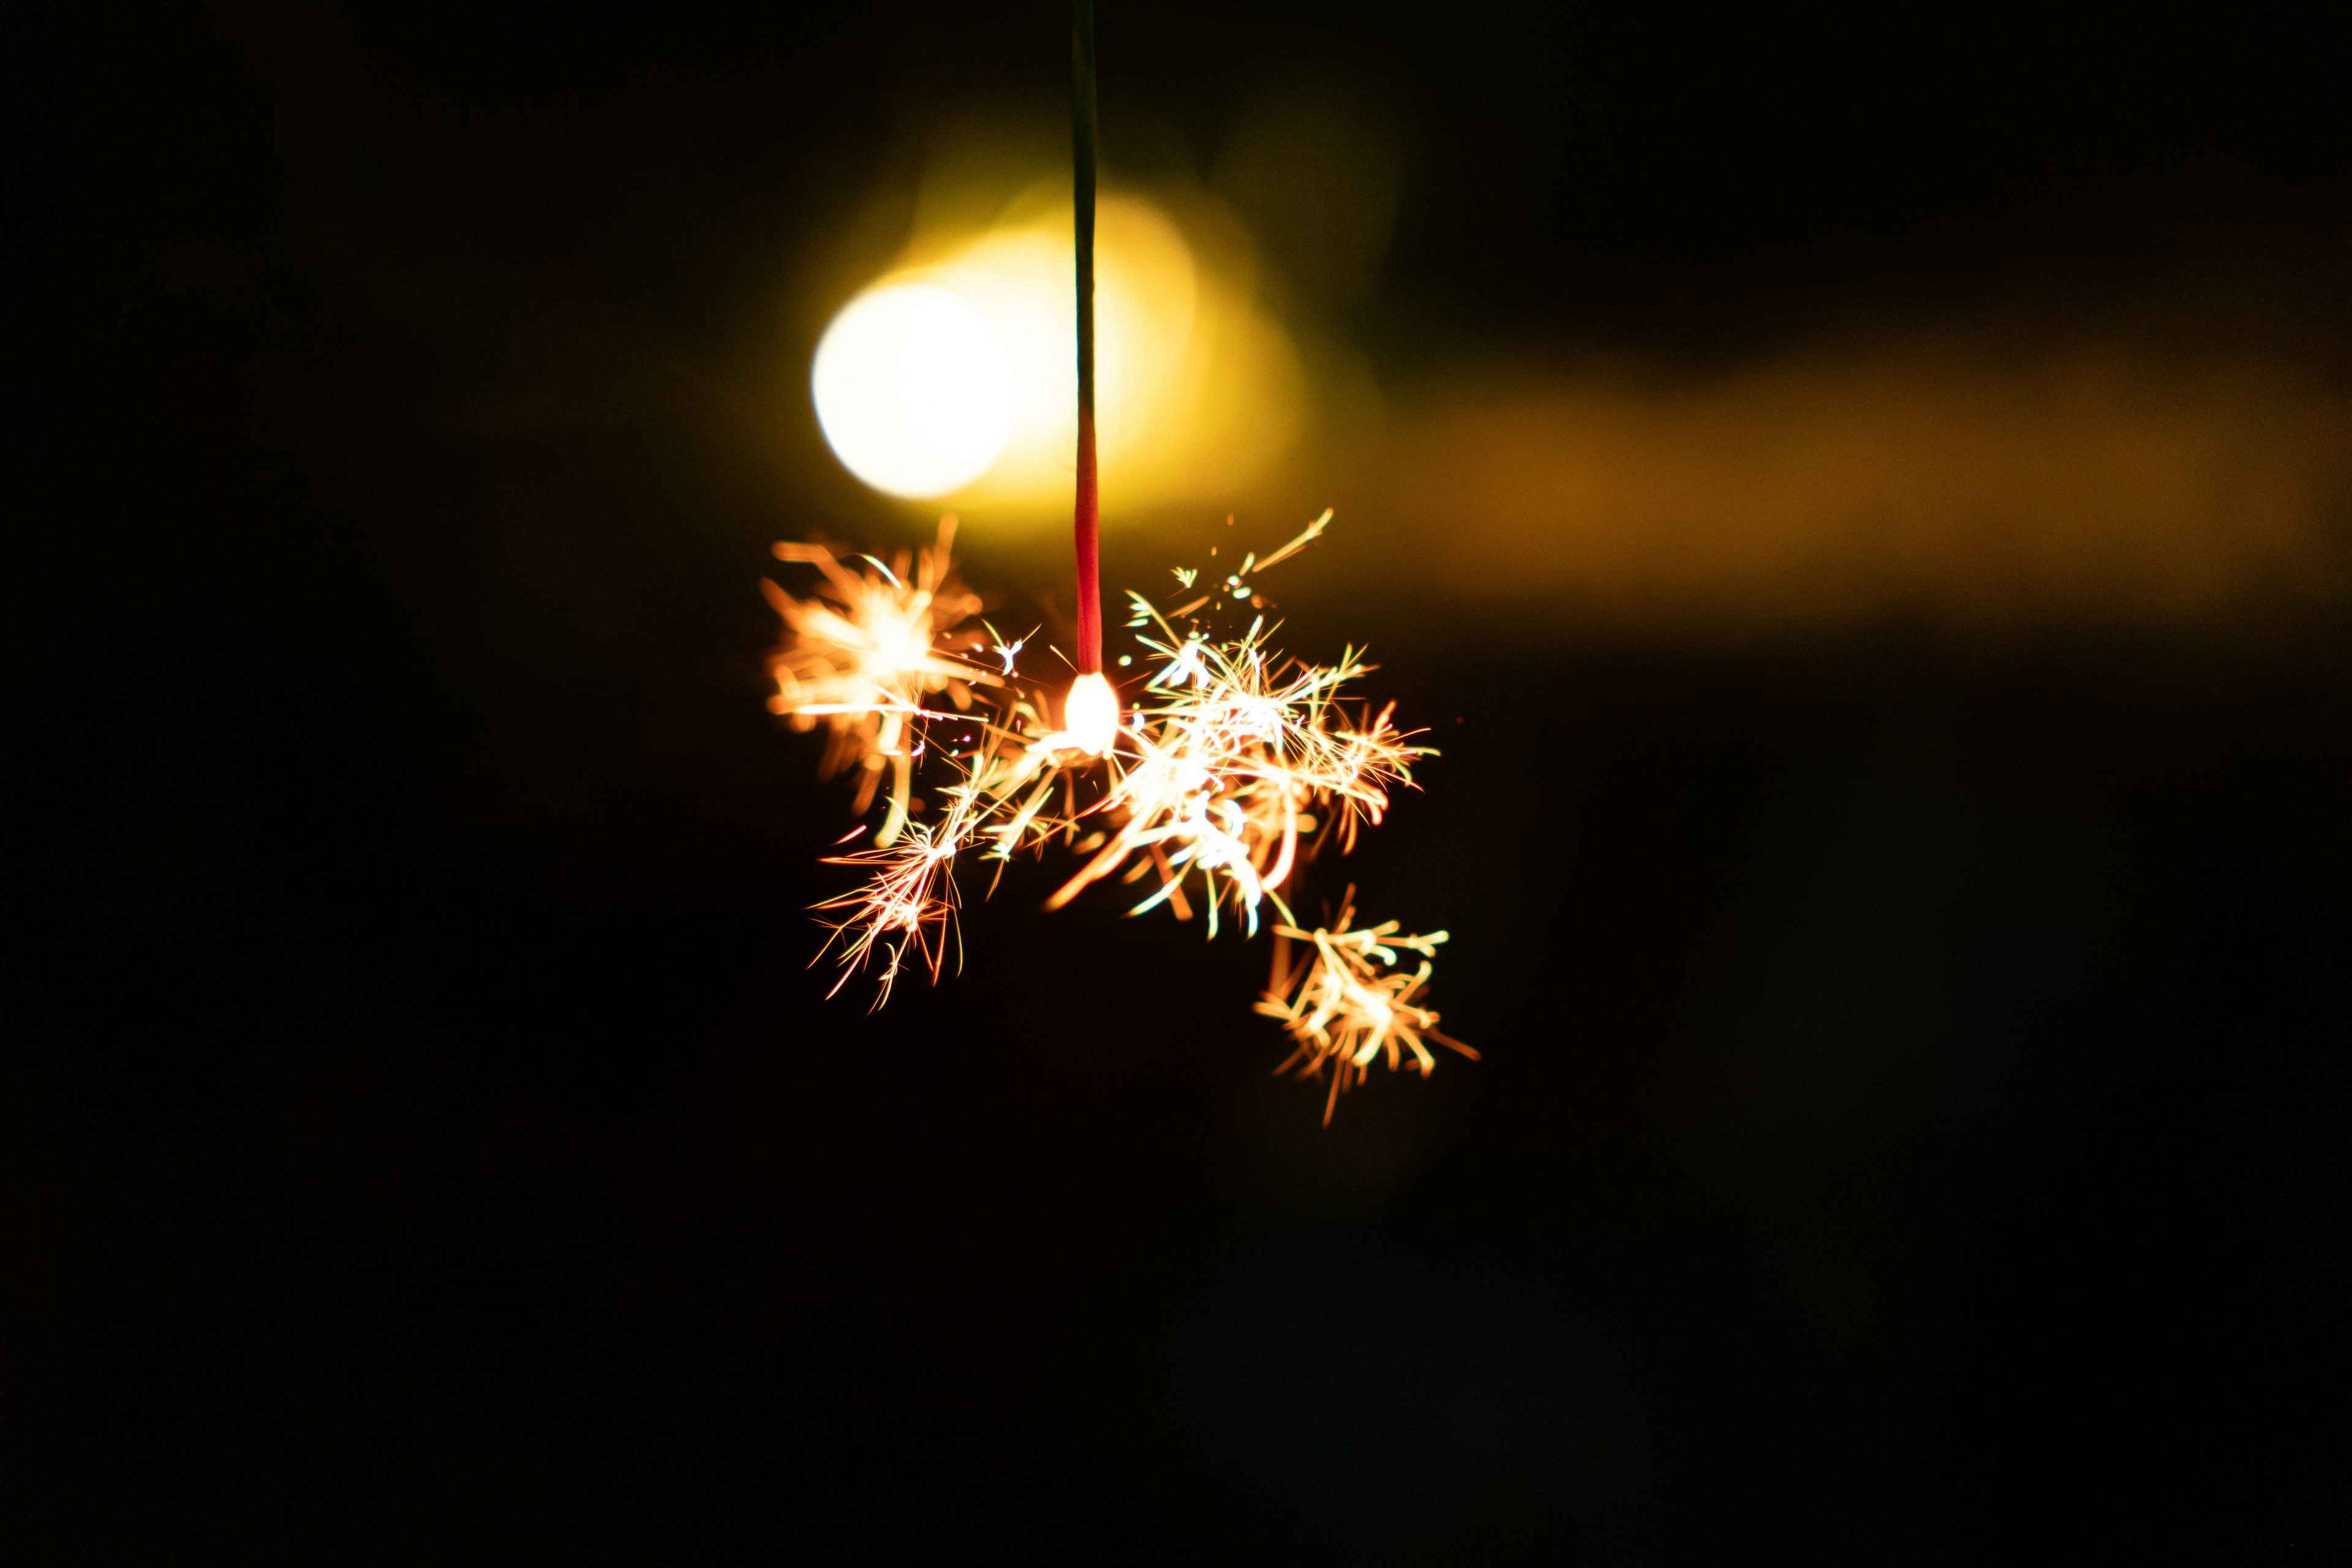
[1071,0,1102,675]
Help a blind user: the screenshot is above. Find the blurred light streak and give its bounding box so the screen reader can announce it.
[1312,348,2351,625]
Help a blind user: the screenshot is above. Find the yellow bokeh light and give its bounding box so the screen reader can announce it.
[812,283,1017,498]
[810,188,1302,518]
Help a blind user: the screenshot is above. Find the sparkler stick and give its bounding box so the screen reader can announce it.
[1071,0,1101,678]
[1058,0,1118,753]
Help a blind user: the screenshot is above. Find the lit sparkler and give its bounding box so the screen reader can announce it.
[766,504,1470,1117]
[763,2,1469,1117]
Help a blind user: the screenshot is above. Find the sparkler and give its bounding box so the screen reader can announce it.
[761,1,1471,1116]
[766,506,1469,1113]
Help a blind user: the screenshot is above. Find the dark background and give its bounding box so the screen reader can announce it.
[14,1,2350,1558]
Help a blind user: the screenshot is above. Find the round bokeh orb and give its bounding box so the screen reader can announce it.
[811,282,1017,498]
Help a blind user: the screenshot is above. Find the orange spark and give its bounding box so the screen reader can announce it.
[1256,888,1478,1125]
[763,516,993,845]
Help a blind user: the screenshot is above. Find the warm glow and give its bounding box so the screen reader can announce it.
[809,190,1302,516]
[812,284,1017,498]
[1059,671,1119,756]
[1316,349,2352,626]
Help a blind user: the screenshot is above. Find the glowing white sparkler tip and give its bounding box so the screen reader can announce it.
[1061,671,1120,756]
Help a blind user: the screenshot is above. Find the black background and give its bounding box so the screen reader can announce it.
[15,2,2350,1558]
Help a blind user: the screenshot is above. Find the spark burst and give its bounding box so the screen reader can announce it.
[1042,572,1423,937]
[762,517,992,846]
[765,510,1472,1115]
[1257,888,1479,1125]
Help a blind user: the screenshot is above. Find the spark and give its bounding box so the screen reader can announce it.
[983,623,1031,678]
[1256,888,1479,1125]
[812,783,987,1005]
[1042,604,1427,940]
[770,508,1468,1118]
[764,516,995,845]
[1245,507,1329,573]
